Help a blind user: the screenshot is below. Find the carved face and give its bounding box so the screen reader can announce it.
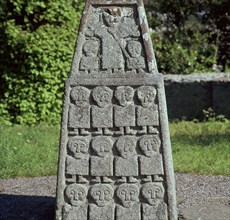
[116,136,136,159]
[116,184,139,208]
[127,41,142,58]
[83,40,99,57]
[65,184,87,206]
[71,86,90,106]
[115,86,134,107]
[92,136,113,157]
[141,183,164,206]
[90,184,114,207]
[92,86,113,108]
[103,11,121,27]
[137,86,156,108]
[68,137,89,159]
[139,135,160,157]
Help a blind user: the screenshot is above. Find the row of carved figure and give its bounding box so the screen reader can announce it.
[79,38,146,74]
[63,182,167,220]
[68,86,159,135]
[66,135,164,184]
[79,9,147,74]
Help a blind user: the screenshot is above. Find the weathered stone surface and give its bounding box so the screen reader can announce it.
[56,0,177,219]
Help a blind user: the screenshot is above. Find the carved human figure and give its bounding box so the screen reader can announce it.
[141,182,168,220]
[137,86,159,134]
[80,39,99,74]
[114,86,136,135]
[92,86,113,135]
[126,41,145,74]
[90,136,113,183]
[68,86,90,135]
[99,11,124,73]
[63,184,88,220]
[115,136,138,183]
[116,184,140,220]
[89,184,114,220]
[89,8,140,74]
[139,135,164,182]
[66,137,89,183]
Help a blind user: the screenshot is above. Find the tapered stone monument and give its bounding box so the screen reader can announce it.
[55,0,177,219]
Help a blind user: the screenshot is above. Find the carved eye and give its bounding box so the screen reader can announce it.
[147,189,152,194]
[70,190,75,196]
[120,190,126,195]
[129,145,134,152]
[155,188,161,194]
[73,143,79,148]
[104,189,110,196]
[103,93,110,102]
[130,190,136,195]
[81,143,87,152]
[94,190,101,197]
[78,190,84,198]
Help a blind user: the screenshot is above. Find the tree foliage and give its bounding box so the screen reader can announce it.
[0,0,84,124]
[145,0,230,74]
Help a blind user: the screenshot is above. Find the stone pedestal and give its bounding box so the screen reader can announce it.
[55,1,177,219]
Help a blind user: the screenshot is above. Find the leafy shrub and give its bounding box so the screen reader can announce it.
[0,0,84,124]
[152,29,218,75]
[146,0,229,73]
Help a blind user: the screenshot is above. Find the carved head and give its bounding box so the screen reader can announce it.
[116,136,136,159]
[115,86,134,107]
[67,137,89,159]
[65,184,87,206]
[92,86,113,108]
[83,40,99,57]
[127,41,142,58]
[139,135,161,157]
[103,11,121,27]
[116,184,139,208]
[70,86,90,106]
[141,182,164,206]
[90,184,114,207]
[137,86,156,108]
[91,136,113,157]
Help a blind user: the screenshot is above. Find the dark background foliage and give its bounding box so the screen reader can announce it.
[0,0,229,124]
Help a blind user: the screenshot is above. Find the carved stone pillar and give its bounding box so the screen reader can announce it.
[55,1,177,219]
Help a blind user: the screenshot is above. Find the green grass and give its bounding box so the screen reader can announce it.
[0,121,229,179]
[170,121,230,176]
[0,124,59,179]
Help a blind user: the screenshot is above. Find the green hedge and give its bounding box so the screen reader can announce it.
[0,0,84,124]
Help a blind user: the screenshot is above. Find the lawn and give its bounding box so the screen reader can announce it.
[0,121,229,179]
[170,121,230,176]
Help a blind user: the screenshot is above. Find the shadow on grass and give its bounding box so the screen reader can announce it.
[0,194,55,220]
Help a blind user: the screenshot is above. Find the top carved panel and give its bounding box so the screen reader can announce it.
[70,1,158,78]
